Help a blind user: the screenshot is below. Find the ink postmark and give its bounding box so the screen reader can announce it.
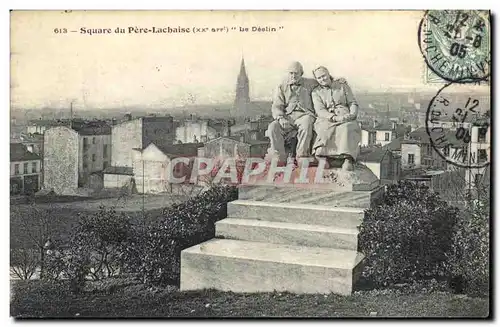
[425,82,490,169]
[418,10,490,83]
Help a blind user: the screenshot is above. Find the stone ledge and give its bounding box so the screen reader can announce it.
[180,239,365,295]
[216,218,359,250]
[227,200,364,229]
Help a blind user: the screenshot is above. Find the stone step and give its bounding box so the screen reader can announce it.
[237,185,383,208]
[180,239,364,295]
[216,218,359,250]
[227,200,364,229]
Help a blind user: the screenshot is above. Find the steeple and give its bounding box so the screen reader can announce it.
[234,57,250,115]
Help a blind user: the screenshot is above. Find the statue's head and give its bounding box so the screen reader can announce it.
[286,61,304,84]
[312,66,332,87]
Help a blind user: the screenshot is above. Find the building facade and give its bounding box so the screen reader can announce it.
[464,122,491,192]
[358,146,401,183]
[132,142,202,194]
[43,122,111,194]
[400,127,452,171]
[360,122,397,147]
[111,116,176,169]
[175,120,218,144]
[10,143,42,195]
[201,136,269,159]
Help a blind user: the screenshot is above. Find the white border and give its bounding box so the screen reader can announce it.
[3,1,498,327]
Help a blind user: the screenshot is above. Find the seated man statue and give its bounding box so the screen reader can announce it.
[265,61,317,164]
[311,66,361,171]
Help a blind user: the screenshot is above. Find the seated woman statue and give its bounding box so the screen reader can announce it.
[311,66,361,171]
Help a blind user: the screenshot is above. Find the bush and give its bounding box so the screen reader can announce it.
[45,208,133,293]
[358,180,459,288]
[447,187,490,297]
[123,185,238,286]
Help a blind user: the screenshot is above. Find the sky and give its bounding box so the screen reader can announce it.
[10,10,490,110]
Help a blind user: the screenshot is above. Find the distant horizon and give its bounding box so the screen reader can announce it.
[10,88,490,112]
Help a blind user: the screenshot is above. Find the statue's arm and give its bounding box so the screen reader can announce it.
[271,84,286,120]
[343,82,359,120]
[312,90,335,121]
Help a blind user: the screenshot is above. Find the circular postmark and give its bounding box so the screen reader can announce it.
[425,82,490,169]
[418,10,490,83]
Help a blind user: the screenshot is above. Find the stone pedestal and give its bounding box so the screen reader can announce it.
[243,162,380,192]
[180,162,383,295]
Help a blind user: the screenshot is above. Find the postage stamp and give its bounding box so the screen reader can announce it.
[418,10,491,84]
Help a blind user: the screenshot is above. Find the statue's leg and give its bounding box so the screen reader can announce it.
[266,120,287,162]
[292,113,315,158]
[335,121,361,172]
[335,121,361,161]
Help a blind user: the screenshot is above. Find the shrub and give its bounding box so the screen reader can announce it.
[45,208,133,293]
[358,180,459,288]
[124,185,237,286]
[447,187,490,297]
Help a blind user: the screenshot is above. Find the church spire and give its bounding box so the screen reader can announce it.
[238,57,248,79]
[234,57,250,115]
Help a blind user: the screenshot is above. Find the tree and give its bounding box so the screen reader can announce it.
[10,203,64,280]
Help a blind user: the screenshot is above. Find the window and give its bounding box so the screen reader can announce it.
[103,161,109,169]
[23,163,28,174]
[474,174,483,186]
[385,132,390,141]
[478,149,488,163]
[92,137,96,144]
[408,153,415,165]
[83,137,89,150]
[14,164,19,175]
[103,144,108,157]
[83,154,89,169]
[92,154,96,162]
[32,162,37,173]
[369,132,376,145]
[478,128,487,143]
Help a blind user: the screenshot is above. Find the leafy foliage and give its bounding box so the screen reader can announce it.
[45,208,133,293]
[358,180,459,288]
[123,185,237,286]
[447,186,490,297]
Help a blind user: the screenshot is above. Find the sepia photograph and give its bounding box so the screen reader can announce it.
[9,9,491,318]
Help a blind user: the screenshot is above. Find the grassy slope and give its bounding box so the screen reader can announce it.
[10,283,489,318]
[10,194,185,249]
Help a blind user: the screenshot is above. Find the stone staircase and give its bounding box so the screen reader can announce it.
[180,184,382,295]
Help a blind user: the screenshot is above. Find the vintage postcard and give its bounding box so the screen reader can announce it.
[10,10,490,318]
